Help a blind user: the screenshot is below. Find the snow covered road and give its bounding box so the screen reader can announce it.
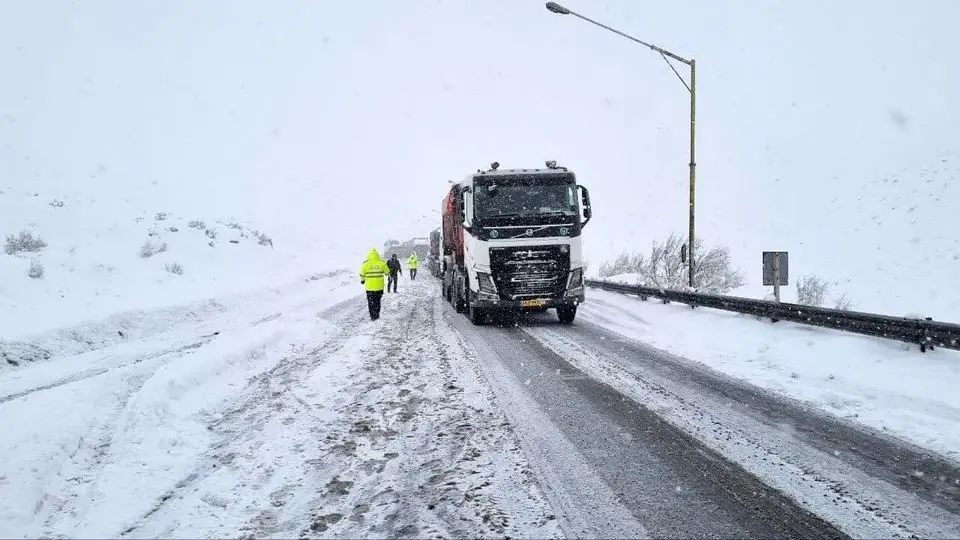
[4,272,959,539]
[0,273,560,538]
[514,311,960,538]
[451,313,843,538]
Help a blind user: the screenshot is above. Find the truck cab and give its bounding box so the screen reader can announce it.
[442,161,592,325]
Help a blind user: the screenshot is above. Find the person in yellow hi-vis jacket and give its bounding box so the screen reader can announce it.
[407,252,419,280]
[359,248,391,320]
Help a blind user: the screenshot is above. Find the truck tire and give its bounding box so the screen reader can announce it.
[469,304,486,325]
[454,282,466,313]
[557,306,577,324]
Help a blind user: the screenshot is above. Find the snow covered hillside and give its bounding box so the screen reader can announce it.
[803,151,959,320]
[0,186,349,340]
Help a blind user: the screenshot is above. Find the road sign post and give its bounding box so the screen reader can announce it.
[762,251,789,302]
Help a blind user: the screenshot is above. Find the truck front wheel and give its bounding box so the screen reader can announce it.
[557,306,577,324]
[454,281,466,313]
[469,304,486,325]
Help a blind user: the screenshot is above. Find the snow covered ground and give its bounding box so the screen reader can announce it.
[0,276,561,538]
[0,186,349,339]
[577,287,960,462]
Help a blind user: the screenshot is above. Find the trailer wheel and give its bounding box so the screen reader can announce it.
[557,306,577,324]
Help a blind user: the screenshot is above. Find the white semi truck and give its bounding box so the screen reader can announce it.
[440,161,593,325]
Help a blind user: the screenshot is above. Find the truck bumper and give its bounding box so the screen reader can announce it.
[471,293,584,311]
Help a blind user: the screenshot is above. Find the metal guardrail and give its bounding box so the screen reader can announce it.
[585,279,960,352]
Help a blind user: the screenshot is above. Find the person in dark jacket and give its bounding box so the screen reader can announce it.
[386,253,401,293]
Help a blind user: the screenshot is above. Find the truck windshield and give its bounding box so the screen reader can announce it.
[473,176,579,220]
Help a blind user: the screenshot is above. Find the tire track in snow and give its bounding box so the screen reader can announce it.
[0,337,216,405]
[294,285,561,539]
[36,338,220,537]
[117,281,560,539]
[116,302,372,539]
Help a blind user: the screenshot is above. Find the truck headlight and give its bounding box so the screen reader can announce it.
[476,272,497,295]
[567,267,583,289]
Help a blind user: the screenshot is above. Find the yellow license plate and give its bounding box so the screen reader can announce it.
[521,299,546,308]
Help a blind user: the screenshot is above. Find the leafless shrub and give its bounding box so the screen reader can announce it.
[155,212,168,221]
[27,259,44,279]
[5,230,47,255]
[599,232,744,294]
[139,240,161,258]
[167,226,179,233]
[188,220,206,230]
[796,274,829,306]
[49,199,65,208]
[598,252,646,279]
[164,262,184,275]
[254,230,273,247]
[205,228,217,240]
[834,292,854,311]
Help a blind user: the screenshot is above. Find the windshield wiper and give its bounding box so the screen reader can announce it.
[485,213,527,220]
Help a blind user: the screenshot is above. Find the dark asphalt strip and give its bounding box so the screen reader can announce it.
[460,318,846,539]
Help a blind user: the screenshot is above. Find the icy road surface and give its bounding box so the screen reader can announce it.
[0,272,561,538]
[3,272,958,538]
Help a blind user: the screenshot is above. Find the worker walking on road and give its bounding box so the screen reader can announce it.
[359,248,390,320]
[407,252,419,280]
[386,253,401,293]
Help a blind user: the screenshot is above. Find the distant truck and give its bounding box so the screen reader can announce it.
[383,237,429,263]
[441,161,592,325]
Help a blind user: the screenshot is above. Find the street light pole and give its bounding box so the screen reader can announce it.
[688,59,696,289]
[545,2,698,288]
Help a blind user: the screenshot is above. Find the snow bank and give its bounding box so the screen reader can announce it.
[0,271,359,538]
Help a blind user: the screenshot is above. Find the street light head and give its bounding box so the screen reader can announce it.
[545,2,570,15]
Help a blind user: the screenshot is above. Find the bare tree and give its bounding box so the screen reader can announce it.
[645,233,686,289]
[796,274,829,306]
[598,252,633,278]
[692,239,744,294]
[598,232,745,294]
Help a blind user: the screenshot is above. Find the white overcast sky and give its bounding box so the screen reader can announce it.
[2,0,958,311]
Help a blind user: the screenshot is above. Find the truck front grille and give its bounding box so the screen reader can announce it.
[489,245,570,300]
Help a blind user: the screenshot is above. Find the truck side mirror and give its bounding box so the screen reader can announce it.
[462,188,474,228]
[578,185,592,226]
